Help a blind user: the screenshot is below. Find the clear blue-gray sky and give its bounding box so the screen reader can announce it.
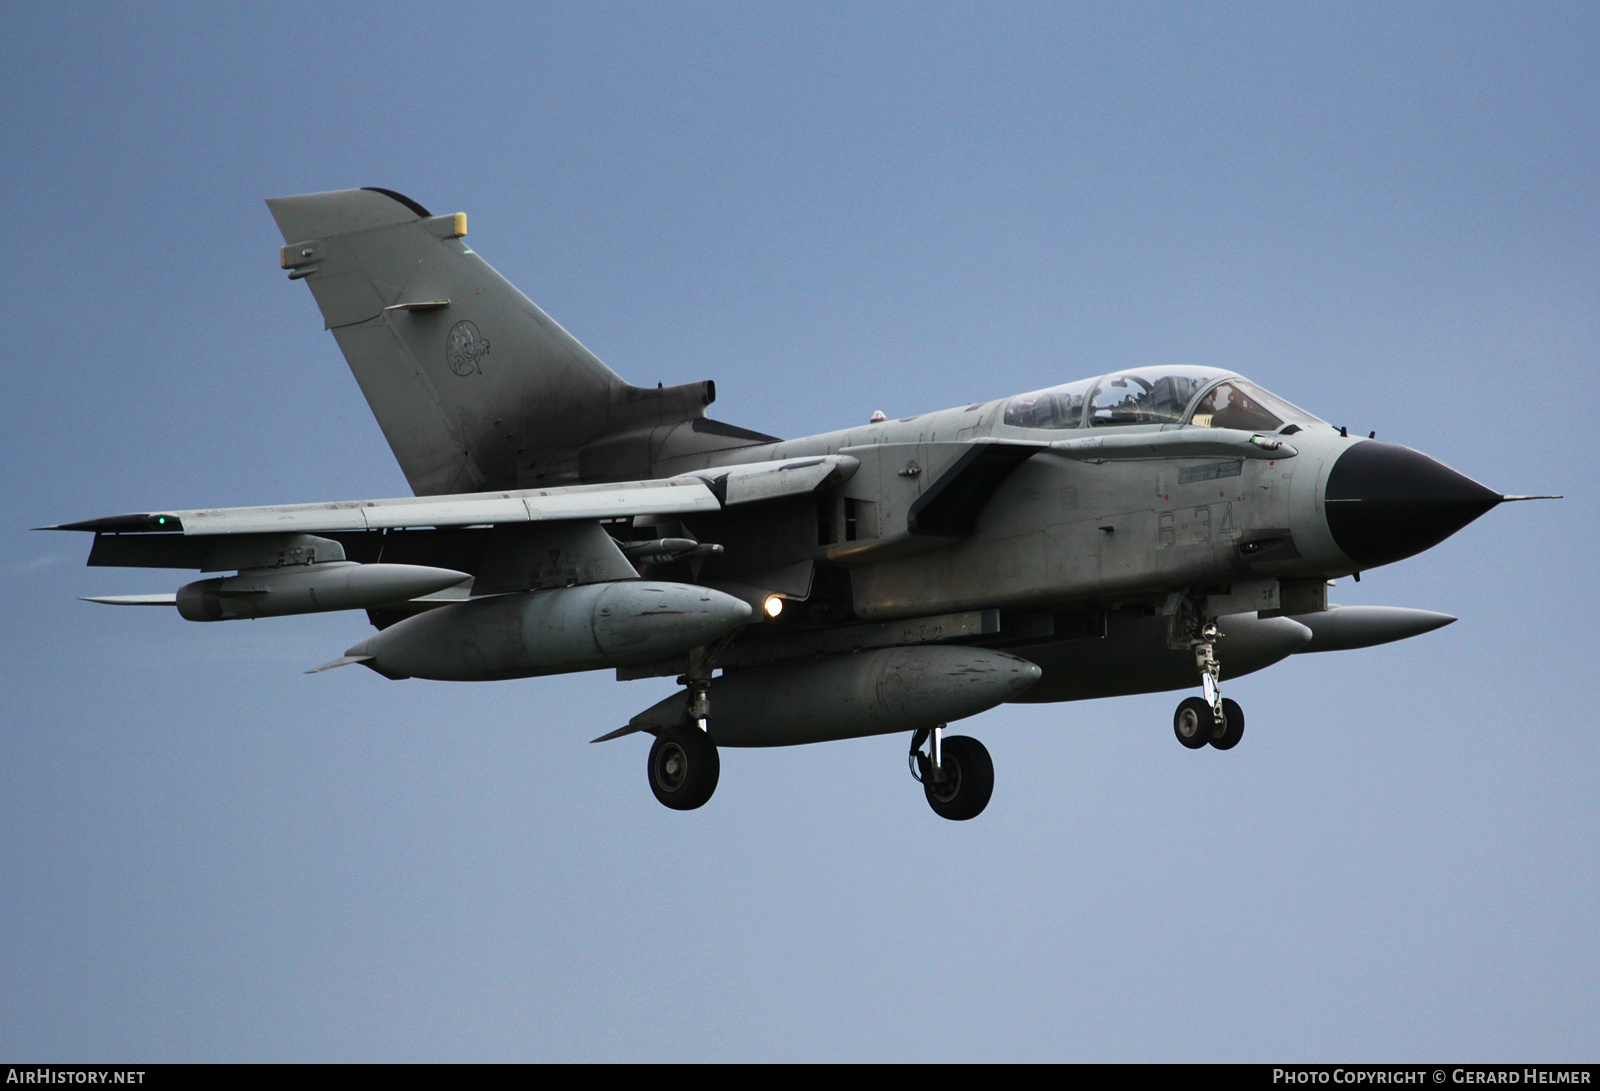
[3,2,1595,1061]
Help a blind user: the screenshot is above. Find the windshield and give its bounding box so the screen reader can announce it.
[1002,367,1325,432]
[1187,379,1325,431]
[1087,367,1229,427]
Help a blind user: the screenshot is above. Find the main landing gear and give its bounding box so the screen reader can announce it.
[909,725,994,820]
[1172,595,1246,752]
[643,647,1002,819]
[647,648,721,811]
[648,724,720,810]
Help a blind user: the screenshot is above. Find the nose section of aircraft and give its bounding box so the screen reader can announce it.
[1323,440,1502,569]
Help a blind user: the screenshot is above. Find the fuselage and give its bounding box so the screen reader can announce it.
[650,366,1498,628]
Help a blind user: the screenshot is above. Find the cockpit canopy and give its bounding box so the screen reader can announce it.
[1002,366,1325,433]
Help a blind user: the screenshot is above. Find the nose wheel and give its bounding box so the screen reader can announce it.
[909,726,994,820]
[1209,698,1244,749]
[1174,696,1244,750]
[1174,697,1212,749]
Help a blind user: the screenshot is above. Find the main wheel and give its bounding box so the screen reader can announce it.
[923,735,994,821]
[648,725,720,811]
[1173,697,1213,750]
[1210,697,1245,750]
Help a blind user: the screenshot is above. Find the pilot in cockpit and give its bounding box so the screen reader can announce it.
[1191,382,1283,432]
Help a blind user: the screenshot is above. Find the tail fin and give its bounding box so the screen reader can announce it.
[267,188,728,495]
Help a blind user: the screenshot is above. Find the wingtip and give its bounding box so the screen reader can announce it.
[41,513,183,533]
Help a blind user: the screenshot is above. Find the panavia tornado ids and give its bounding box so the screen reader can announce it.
[47,187,1550,820]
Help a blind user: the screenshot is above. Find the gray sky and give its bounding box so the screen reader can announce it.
[3,2,1595,1061]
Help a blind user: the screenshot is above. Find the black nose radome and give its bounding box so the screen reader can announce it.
[1324,440,1501,569]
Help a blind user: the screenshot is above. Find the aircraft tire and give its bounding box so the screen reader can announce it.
[1209,698,1245,750]
[1173,697,1213,750]
[923,735,994,821]
[648,725,720,811]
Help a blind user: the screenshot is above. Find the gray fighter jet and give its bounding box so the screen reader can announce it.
[48,188,1549,820]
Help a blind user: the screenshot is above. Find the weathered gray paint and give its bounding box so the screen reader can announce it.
[58,187,1511,756]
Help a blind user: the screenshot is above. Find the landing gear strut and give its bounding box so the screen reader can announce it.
[1210,698,1245,750]
[909,725,994,820]
[647,645,722,811]
[1171,593,1246,751]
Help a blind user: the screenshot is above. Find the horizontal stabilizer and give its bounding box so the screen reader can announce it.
[80,594,177,606]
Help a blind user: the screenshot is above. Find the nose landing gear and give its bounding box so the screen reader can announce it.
[1174,695,1244,750]
[1172,594,1247,752]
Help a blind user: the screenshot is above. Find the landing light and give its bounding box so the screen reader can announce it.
[764,596,784,619]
